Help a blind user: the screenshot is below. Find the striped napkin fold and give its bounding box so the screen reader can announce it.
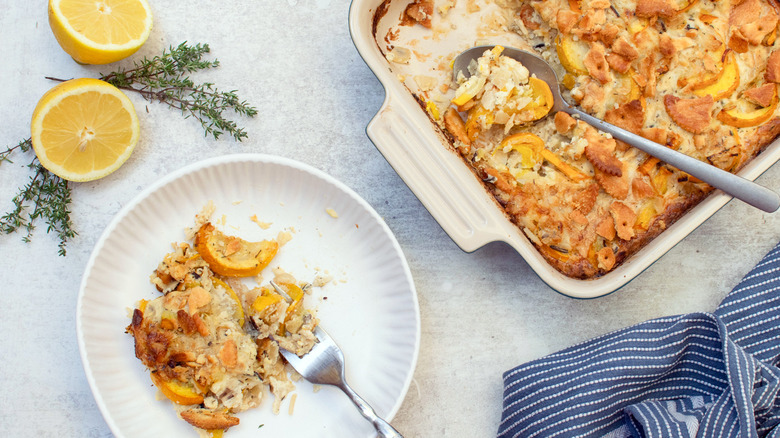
[498,242,780,438]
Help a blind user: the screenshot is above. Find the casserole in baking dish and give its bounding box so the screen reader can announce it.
[349,0,780,297]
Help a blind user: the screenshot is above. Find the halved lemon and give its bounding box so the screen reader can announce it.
[48,0,153,65]
[31,78,139,182]
[195,223,279,277]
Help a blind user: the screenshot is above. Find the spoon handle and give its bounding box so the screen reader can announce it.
[566,107,780,213]
[339,381,404,437]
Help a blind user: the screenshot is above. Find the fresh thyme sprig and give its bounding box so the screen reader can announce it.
[47,42,257,140]
[1,140,76,256]
[100,42,257,141]
[54,42,256,141]
[0,137,32,163]
[2,42,256,255]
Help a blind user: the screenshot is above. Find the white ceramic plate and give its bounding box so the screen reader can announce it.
[77,154,420,438]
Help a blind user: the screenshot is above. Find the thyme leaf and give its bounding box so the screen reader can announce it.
[1,142,76,256]
[3,42,253,255]
[0,138,32,164]
[48,42,257,141]
[106,41,257,141]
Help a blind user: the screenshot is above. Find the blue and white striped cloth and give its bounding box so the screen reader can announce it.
[498,242,780,438]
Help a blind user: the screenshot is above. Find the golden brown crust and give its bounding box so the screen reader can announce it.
[642,127,669,145]
[557,10,579,34]
[610,202,637,241]
[729,33,750,54]
[554,111,577,134]
[632,178,656,200]
[606,36,639,74]
[766,50,780,83]
[606,53,632,74]
[579,77,607,111]
[187,287,210,314]
[659,34,676,58]
[663,95,714,134]
[403,0,433,28]
[615,196,705,266]
[572,183,600,215]
[730,0,762,26]
[407,0,780,279]
[737,15,778,45]
[551,257,600,279]
[520,4,541,30]
[129,309,173,366]
[537,195,704,279]
[595,166,630,200]
[571,210,590,225]
[635,0,677,18]
[584,42,612,84]
[218,339,238,368]
[177,310,198,335]
[485,168,518,195]
[590,0,612,9]
[599,23,620,46]
[605,100,645,134]
[742,117,780,162]
[443,107,471,145]
[584,129,623,176]
[180,409,240,430]
[578,9,606,36]
[597,247,617,271]
[611,37,639,61]
[596,216,616,240]
[745,84,777,107]
[638,55,658,98]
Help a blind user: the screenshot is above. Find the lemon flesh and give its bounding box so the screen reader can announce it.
[48,0,153,64]
[31,78,140,182]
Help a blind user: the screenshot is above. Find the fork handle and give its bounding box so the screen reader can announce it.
[339,382,403,437]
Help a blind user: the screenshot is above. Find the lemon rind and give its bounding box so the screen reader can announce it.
[30,78,139,182]
[48,0,153,64]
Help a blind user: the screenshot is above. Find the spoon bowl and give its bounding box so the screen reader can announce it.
[453,45,780,213]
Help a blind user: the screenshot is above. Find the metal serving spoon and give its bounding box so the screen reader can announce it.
[269,282,403,437]
[453,45,780,213]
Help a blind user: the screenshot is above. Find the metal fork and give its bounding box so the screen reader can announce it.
[268,281,402,437]
[278,324,403,437]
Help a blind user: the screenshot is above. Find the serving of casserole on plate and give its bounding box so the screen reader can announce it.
[77,155,420,437]
[350,0,780,297]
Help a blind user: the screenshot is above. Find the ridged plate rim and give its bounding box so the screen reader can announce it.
[76,153,420,437]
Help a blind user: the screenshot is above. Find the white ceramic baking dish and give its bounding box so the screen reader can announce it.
[348,0,780,298]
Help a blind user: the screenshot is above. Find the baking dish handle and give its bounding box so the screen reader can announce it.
[366,96,508,252]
